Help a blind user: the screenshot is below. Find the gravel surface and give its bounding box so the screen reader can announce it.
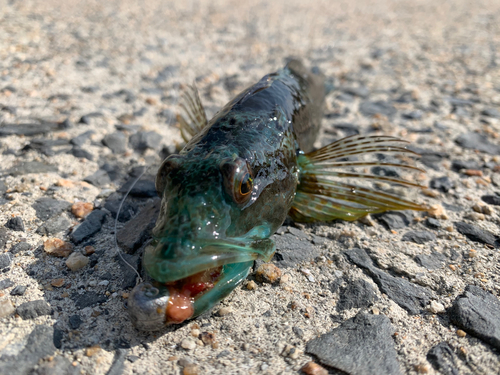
[1,0,500,374]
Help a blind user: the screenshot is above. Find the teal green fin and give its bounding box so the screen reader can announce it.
[177,84,208,142]
[291,135,427,222]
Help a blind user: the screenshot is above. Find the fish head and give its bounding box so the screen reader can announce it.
[129,146,297,329]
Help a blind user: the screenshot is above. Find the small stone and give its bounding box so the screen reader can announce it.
[374,211,410,229]
[427,204,446,219]
[428,301,445,314]
[415,364,430,374]
[181,338,196,350]
[255,263,282,284]
[44,238,73,257]
[425,218,441,229]
[465,212,485,221]
[301,361,329,375]
[69,314,82,329]
[430,176,454,193]
[481,195,500,206]
[129,131,162,151]
[455,132,500,155]
[84,169,112,187]
[102,132,128,154]
[10,285,27,296]
[5,216,24,231]
[191,328,200,337]
[359,100,396,118]
[200,332,216,347]
[71,147,94,161]
[16,300,52,319]
[456,329,466,338]
[72,292,107,308]
[0,278,14,290]
[32,198,70,220]
[51,278,65,287]
[217,306,234,316]
[36,215,71,236]
[65,252,89,271]
[427,342,460,375]
[337,277,379,311]
[0,298,15,318]
[246,280,257,290]
[71,202,93,218]
[0,253,12,269]
[85,345,101,356]
[454,222,499,247]
[70,210,107,244]
[402,231,436,244]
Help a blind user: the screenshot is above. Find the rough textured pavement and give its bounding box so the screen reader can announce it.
[1,0,500,374]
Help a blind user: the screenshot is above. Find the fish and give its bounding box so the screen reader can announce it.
[127,59,426,330]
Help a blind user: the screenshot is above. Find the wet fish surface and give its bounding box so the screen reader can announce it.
[127,60,426,330]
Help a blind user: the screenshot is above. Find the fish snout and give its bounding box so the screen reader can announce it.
[128,282,170,331]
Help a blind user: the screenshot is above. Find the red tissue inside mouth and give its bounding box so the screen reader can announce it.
[164,266,223,324]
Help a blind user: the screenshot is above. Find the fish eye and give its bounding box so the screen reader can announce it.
[220,158,254,205]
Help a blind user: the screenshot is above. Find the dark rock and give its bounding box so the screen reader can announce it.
[0,253,12,269]
[371,166,400,178]
[452,106,470,117]
[374,211,410,230]
[359,100,396,118]
[5,216,25,231]
[425,217,441,229]
[0,278,14,290]
[106,349,128,375]
[133,107,148,117]
[414,252,447,270]
[292,326,304,339]
[70,210,107,244]
[32,198,70,220]
[81,86,99,93]
[23,138,71,156]
[344,248,433,314]
[118,178,157,198]
[71,146,94,160]
[448,285,500,350]
[69,314,83,329]
[7,161,58,176]
[102,132,128,154]
[72,292,107,309]
[117,253,141,289]
[306,313,401,375]
[0,122,59,137]
[0,227,8,249]
[70,130,95,146]
[53,327,64,349]
[129,131,162,151]
[0,325,56,375]
[16,300,52,319]
[36,215,70,236]
[447,97,473,106]
[271,233,320,268]
[336,93,354,102]
[402,110,422,120]
[337,278,378,311]
[9,241,31,254]
[481,195,500,206]
[58,118,73,130]
[332,123,360,136]
[78,112,103,124]
[451,159,480,172]
[454,222,499,247]
[101,163,122,181]
[127,355,140,363]
[117,198,160,253]
[481,108,500,118]
[455,132,500,155]
[10,285,27,296]
[401,231,436,244]
[104,199,136,222]
[84,169,112,187]
[429,176,454,192]
[342,86,369,98]
[427,342,459,375]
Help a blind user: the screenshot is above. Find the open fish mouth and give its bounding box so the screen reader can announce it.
[128,238,275,330]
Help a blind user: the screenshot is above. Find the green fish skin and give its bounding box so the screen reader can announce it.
[127,60,426,331]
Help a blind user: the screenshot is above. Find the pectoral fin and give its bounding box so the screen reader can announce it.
[290,135,427,222]
[177,84,208,142]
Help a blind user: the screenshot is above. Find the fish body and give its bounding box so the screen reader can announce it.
[128,60,425,330]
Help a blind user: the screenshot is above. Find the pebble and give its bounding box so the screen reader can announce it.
[36,215,71,236]
[5,216,24,231]
[427,342,460,375]
[129,131,162,151]
[427,204,446,219]
[84,169,112,187]
[337,277,378,311]
[246,280,257,290]
[301,361,329,375]
[428,301,445,314]
[71,202,94,218]
[454,222,499,247]
[102,132,128,154]
[0,298,15,318]
[481,195,500,206]
[65,252,89,271]
[32,198,70,220]
[51,278,65,287]
[255,263,282,284]
[374,211,410,229]
[429,176,454,193]
[181,338,197,350]
[16,300,52,319]
[70,209,107,244]
[0,253,12,270]
[217,306,234,316]
[10,285,27,296]
[455,132,500,155]
[69,314,82,329]
[359,100,396,118]
[271,232,320,268]
[456,329,466,338]
[85,345,101,356]
[43,238,74,257]
[402,230,436,244]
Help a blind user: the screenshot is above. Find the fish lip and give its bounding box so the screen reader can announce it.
[143,237,274,284]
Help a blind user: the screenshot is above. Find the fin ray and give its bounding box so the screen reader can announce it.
[178,84,208,142]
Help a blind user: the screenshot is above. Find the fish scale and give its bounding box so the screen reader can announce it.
[127,59,426,331]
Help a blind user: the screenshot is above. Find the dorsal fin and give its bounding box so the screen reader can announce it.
[177,84,208,142]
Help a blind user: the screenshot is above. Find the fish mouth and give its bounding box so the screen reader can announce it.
[128,238,275,330]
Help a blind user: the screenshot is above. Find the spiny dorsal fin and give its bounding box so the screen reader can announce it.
[290,135,427,222]
[177,84,208,142]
